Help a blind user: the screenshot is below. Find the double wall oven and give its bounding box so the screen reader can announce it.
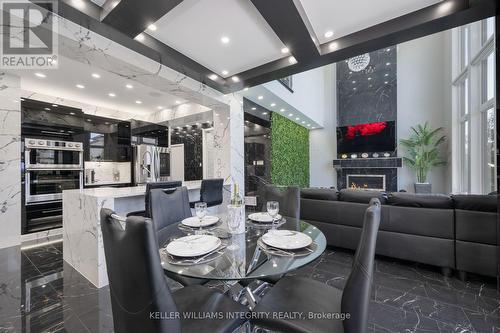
[23,138,83,233]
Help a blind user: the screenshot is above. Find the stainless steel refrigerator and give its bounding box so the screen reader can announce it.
[133,144,170,184]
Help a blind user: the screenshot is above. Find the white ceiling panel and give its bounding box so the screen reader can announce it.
[12,56,196,116]
[298,0,443,44]
[147,0,286,77]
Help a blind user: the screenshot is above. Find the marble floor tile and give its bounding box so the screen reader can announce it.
[0,244,498,332]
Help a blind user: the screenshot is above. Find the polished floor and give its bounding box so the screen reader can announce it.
[0,241,499,332]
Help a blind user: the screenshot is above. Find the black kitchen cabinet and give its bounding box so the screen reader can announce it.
[131,119,169,147]
[83,115,131,162]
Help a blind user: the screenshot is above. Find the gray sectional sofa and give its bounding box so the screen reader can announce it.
[300,188,497,278]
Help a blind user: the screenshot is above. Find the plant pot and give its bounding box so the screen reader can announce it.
[414,183,432,194]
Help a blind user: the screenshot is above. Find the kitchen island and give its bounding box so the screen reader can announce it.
[62,181,230,288]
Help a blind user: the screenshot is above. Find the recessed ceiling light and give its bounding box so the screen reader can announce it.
[157,106,163,110]
[270,103,276,107]
[108,93,116,97]
[104,122,110,125]
[69,112,75,115]
[385,73,389,77]
[302,121,305,124]
[288,113,293,117]
[135,34,145,42]
[208,74,218,81]
[221,70,229,76]
[44,107,50,111]
[147,24,157,31]
[288,56,297,64]
[384,81,388,84]
[386,62,391,66]
[353,87,357,90]
[311,127,316,129]
[231,76,240,83]
[262,112,268,115]
[126,84,133,89]
[368,77,372,80]
[352,80,356,84]
[52,104,58,107]
[258,95,263,100]
[91,73,100,79]
[281,47,289,54]
[280,109,285,112]
[307,124,311,127]
[386,48,391,52]
[243,87,249,91]
[76,84,85,89]
[135,100,142,104]
[329,42,338,51]
[34,72,46,78]
[295,117,300,120]
[175,100,181,104]
[220,36,230,44]
[324,30,334,38]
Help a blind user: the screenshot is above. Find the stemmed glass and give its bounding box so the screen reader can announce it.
[194,202,207,234]
[266,201,280,230]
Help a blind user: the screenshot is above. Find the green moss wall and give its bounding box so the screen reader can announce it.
[270,112,310,187]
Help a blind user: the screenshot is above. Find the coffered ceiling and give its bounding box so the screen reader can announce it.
[50,0,495,93]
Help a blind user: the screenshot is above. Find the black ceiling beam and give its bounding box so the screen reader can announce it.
[233,0,497,90]
[101,0,183,37]
[250,0,319,62]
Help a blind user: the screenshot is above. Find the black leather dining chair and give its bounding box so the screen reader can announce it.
[190,178,224,208]
[127,181,182,218]
[251,198,382,333]
[149,186,208,287]
[100,208,248,333]
[261,185,300,219]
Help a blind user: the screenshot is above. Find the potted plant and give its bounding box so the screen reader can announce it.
[399,122,447,194]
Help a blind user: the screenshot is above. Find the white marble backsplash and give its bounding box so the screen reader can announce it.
[84,161,131,186]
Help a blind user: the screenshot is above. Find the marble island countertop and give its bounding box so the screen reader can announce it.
[64,180,230,199]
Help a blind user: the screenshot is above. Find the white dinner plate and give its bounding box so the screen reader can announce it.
[248,212,282,223]
[262,230,312,250]
[166,235,221,257]
[181,216,219,228]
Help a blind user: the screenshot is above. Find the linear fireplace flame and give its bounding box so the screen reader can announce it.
[347,175,386,191]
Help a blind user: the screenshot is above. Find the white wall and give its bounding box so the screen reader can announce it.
[309,65,337,188]
[397,30,453,193]
[263,67,327,127]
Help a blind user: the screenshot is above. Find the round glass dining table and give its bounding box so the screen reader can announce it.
[159,213,327,281]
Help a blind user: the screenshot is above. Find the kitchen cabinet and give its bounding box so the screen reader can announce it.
[83,115,131,162]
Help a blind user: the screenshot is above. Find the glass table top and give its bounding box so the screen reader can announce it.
[159,213,327,281]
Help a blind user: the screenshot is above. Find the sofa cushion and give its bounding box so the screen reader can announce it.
[387,193,453,209]
[300,188,338,201]
[339,189,387,204]
[452,194,497,212]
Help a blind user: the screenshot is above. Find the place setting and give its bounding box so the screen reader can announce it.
[161,234,227,266]
[178,202,222,233]
[257,229,317,257]
[247,201,286,228]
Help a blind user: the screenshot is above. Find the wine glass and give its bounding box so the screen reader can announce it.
[266,201,280,229]
[194,202,207,233]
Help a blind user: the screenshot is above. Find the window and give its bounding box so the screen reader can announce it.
[453,17,496,194]
[460,26,469,70]
[482,17,495,44]
[483,108,496,193]
[458,79,471,193]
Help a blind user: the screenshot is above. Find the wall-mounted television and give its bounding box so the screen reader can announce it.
[337,121,396,154]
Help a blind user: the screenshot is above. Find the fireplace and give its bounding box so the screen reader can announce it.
[347,174,386,191]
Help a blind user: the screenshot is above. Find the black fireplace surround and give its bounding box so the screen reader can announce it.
[300,188,497,279]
